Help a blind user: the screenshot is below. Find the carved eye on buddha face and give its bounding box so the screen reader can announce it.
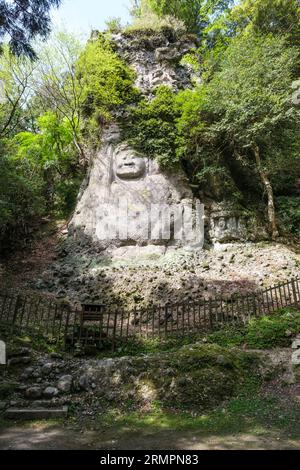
[114,144,146,180]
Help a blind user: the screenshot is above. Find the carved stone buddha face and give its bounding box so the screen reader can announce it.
[114,143,146,180]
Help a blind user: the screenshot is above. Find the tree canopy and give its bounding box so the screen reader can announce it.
[131,0,234,36]
[0,0,62,58]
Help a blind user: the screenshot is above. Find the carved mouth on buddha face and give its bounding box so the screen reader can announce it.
[123,162,135,167]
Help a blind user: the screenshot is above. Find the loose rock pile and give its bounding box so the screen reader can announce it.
[34,243,300,309]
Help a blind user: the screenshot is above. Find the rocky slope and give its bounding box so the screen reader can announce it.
[30,241,300,309]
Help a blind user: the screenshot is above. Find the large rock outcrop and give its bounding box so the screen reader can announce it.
[111,29,198,95]
[69,30,203,258]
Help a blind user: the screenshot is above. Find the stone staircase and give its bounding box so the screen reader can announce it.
[0,347,69,420]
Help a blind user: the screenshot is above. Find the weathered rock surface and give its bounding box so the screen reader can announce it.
[68,30,204,258]
[57,375,73,393]
[41,363,55,376]
[43,387,59,399]
[111,31,198,96]
[208,202,267,243]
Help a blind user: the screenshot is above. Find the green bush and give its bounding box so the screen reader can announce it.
[276,196,300,237]
[77,33,139,125]
[122,85,180,168]
[0,382,18,399]
[246,311,300,349]
[0,154,45,250]
[208,309,300,350]
[125,10,185,35]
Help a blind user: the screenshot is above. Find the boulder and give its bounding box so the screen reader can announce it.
[78,374,90,391]
[41,363,54,376]
[292,350,300,366]
[57,375,72,393]
[43,387,59,399]
[291,339,300,349]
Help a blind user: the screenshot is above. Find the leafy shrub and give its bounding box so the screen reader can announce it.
[0,153,45,251]
[276,196,300,237]
[208,327,246,348]
[105,17,123,33]
[12,112,82,218]
[77,34,139,126]
[0,382,18,399]
[126,1,185,34]
[122,84,241,198]
[122,85,180,168]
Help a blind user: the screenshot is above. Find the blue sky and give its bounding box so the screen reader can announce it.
[52,0,132,36]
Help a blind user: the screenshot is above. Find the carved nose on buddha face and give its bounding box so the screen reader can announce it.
[121,155,135,166]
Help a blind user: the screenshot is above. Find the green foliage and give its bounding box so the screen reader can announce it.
[143,0,233,37]
[230,0,300,46]
[0,0,62,59]
[246,311,300,349]
[131,0,233,37]
[0,47,34,138]
[127,0,186,34]
[0,382,18,399]
[12,112,82,217]
[276,197,300,237]
[77,34,138,127]
[96,383,300,439]
[173,32,300,208]
[105,17,123,33]
[14,112,75,166]
[204,33,299,149]
[208,309,300,349]
[122,86,180,168]
[122,83,242,197]
[0,152,45,249]
[180,52,201,74]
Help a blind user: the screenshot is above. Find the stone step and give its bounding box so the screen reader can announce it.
[4,406,68,420]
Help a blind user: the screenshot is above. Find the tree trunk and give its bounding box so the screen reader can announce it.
[252,144,279,239]
[73,136,88,168]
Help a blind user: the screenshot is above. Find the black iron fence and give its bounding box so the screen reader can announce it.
[0,277,299,350]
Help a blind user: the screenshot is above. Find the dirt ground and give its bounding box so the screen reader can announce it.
[0,423,299,450]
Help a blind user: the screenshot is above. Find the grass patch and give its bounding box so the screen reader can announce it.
[208,309,300,349]
[0,323,64,355]
[72,344,262,417]
[90,378,300,439]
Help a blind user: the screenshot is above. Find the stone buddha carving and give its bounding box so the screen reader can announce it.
[69,126,203,255]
